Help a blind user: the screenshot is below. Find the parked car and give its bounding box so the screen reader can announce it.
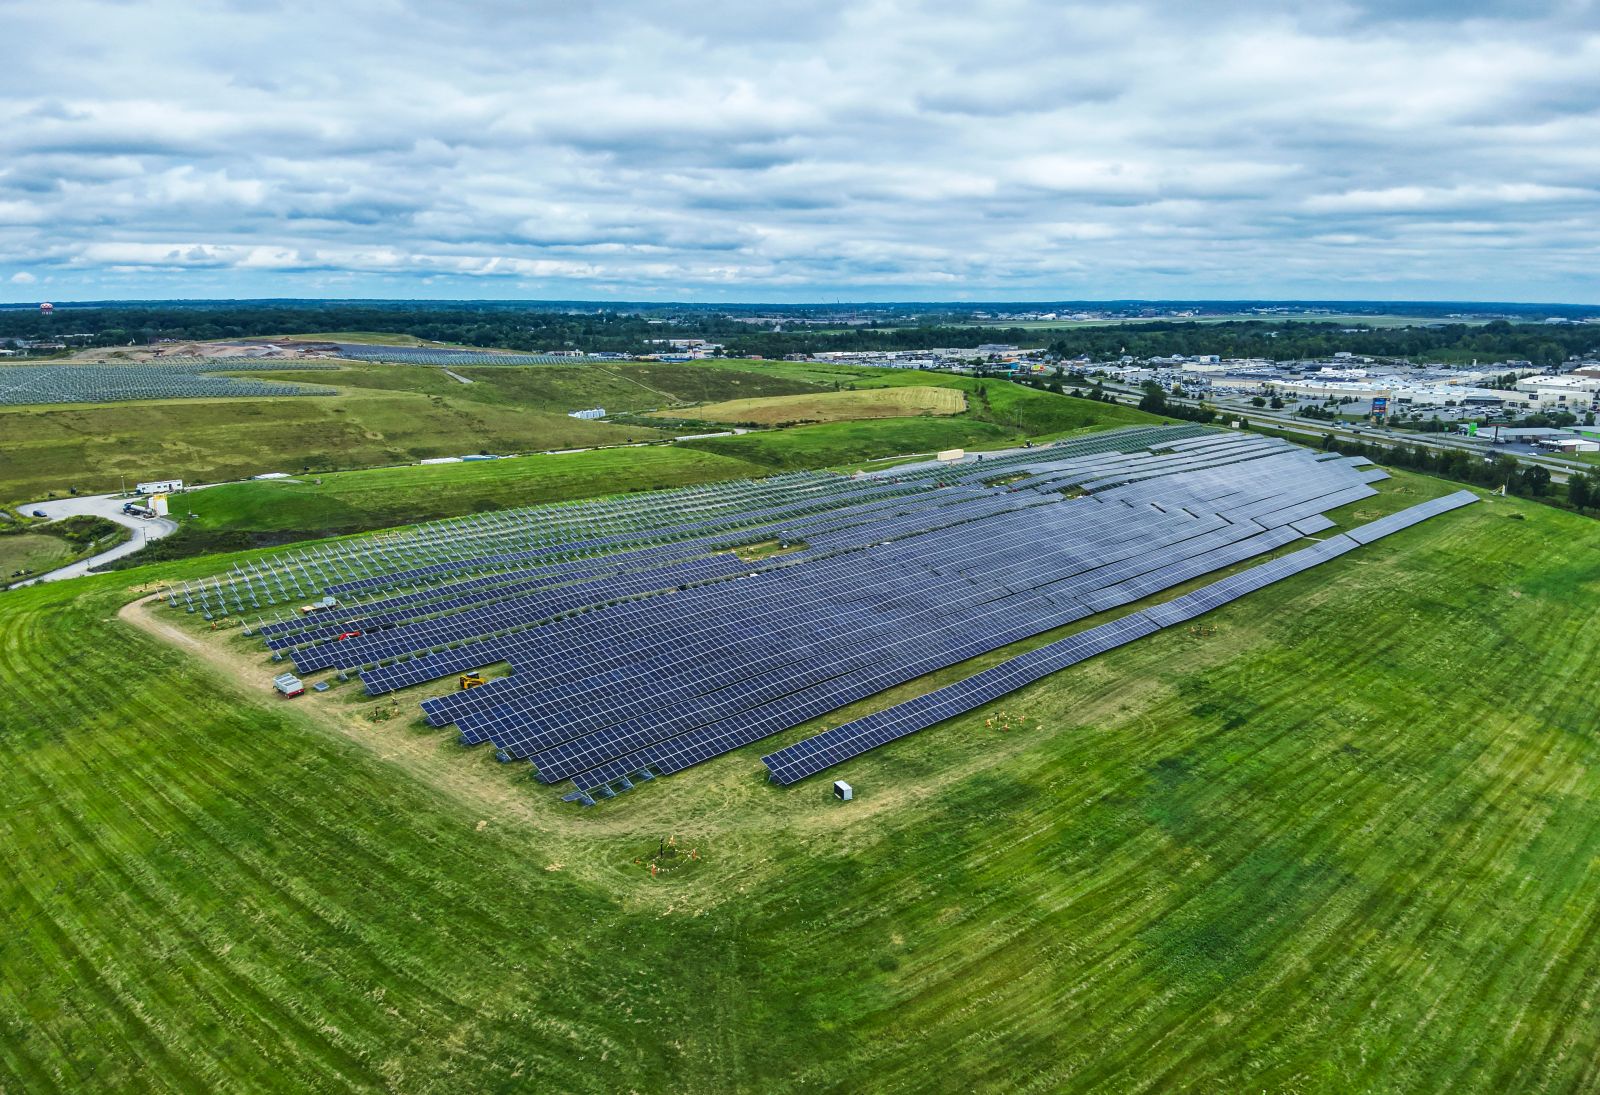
[31,509,46,518]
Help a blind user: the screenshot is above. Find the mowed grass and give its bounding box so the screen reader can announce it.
[653,385,965,425]
[0,531,74,577]
[4,474,1600,1090]
[187,446,769,534]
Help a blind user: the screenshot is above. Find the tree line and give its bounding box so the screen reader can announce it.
[2,303,1596,365]
[1311,432,1600,513]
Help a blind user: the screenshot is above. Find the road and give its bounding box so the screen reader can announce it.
[1224,408,1584,482]
[7,494,180,588]
[1098,380,1588,481]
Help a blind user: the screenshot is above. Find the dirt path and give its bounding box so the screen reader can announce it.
[117,595,556,833]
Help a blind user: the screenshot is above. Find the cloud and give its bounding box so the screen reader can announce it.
[0,0,1598,301]
[1304,184,1600,214]
[9,271,37,284]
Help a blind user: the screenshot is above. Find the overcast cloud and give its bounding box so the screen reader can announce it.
[1,0,1597,302]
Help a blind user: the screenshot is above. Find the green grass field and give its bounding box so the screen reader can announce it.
[171,390,1144,543]
[80,366,1156,560]
[0,359,823,506]
[650,385,966,426]
[4,469,1600,1091]
[184,447,770,535]
[0,530,74,578]
[1,354,1123,531]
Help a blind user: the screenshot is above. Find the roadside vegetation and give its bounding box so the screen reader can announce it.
[1307,431,1600,516]
[0,513,127,581]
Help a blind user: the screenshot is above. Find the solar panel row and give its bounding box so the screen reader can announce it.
[760,492,1478,785]
[419,437,1386,793]
[191,425,1209,619]
[196,425,1479,804]
[423,450,1339,737]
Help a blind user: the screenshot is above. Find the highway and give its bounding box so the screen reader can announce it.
[1095,380,1591,482]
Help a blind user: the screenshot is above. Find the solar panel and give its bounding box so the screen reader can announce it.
[759,494,1477,785]
[195,424,1481,801]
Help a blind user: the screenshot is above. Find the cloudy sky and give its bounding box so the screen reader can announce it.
[2,0,1598,302]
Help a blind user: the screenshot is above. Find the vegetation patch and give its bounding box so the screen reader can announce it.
[0,390,676,505]
[0,532,75,579]
[50,514,124,545]
[1,513,130,581]
[653,385,965,427]
[732,539,806,562]
[983,471,1032,487]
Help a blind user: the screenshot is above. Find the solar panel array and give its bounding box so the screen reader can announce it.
[334,345,586,366]
[761,490,1478,785]
[176,425,1480,804]
[0,360,339,406]
[175,423,1209,619]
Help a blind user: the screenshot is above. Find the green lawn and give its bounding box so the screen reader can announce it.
[90,368,1156,561]
[649,385,965,426]
[184,446,769,535]
[0,530,74,578]
[3,472,1599,1091]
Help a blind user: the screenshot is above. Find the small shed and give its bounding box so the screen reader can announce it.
[833,780,853,802]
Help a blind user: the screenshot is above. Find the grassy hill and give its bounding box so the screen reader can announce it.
[2,472,1598,1091]
[650,385,966,426]
[181,447,771,537]
[87,363,1156,562]
[0,358,820,505]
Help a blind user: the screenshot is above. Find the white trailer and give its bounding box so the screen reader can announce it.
[136,479,184,494]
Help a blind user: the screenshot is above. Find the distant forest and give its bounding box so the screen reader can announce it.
[1,301,1597,365]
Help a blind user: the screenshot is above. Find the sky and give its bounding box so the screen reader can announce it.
[1,0,1598,303]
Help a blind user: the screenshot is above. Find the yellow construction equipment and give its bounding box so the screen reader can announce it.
[459,674,486,690]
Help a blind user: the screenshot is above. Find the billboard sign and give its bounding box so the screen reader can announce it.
[1371,396,1388,418]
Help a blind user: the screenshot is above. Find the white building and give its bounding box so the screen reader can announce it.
[1537,437,1600,453]
[1513,375,1600,410]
